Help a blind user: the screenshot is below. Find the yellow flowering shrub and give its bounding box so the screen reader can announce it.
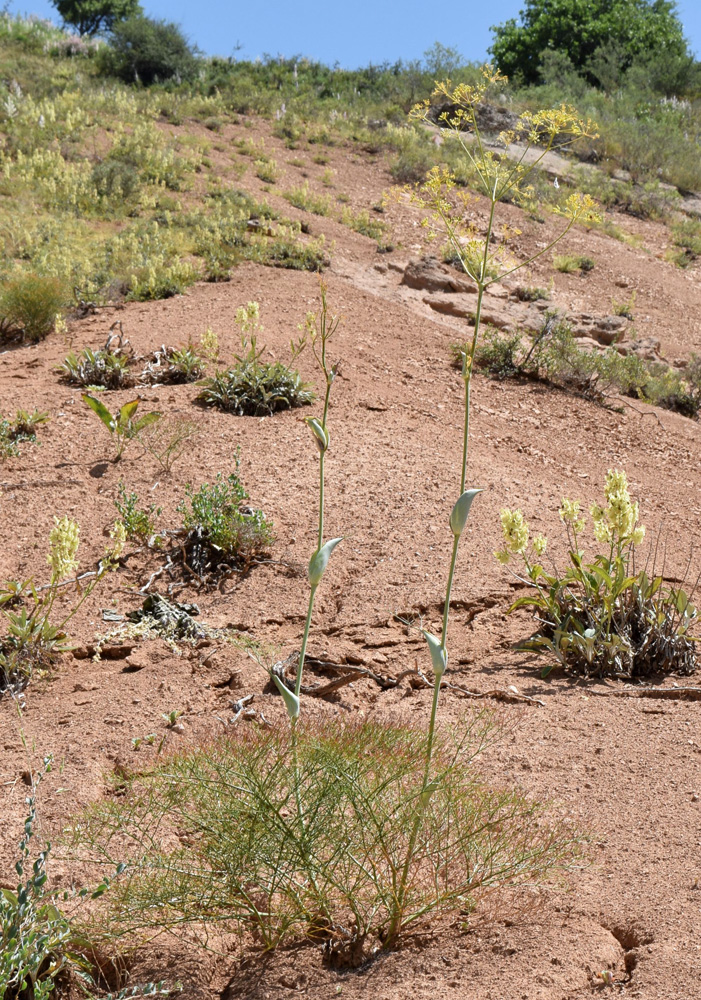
[496,470,698,679]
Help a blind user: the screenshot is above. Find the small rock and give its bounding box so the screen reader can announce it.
[423,293,474,319]
[122,651,150,672]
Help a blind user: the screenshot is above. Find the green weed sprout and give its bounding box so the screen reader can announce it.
[82,394,161,461]
[384,67,600,943]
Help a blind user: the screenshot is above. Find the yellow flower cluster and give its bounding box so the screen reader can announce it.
[559,498,586,533]
[235,301,263,337]
[47,516,80,581]
[590,469,645,546]
[495,508,530,564]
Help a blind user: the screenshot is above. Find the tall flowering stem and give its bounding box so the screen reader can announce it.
[387,67,599,944]
[271,284,341,841]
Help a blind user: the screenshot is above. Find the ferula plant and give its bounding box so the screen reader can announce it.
[271,280,342,719]
[67,293,579,960]
[496,469,699,679]
[381,67,600,933]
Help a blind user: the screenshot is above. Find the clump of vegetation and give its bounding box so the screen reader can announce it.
[0,410,48,462]
[668,218,701,268]
[1,516,123,697]
[255,158,280,184]
[1,761,82,998]
[553,253,595,274]
[465,319,701,418]
[339,206,387,242]
[1,756,170,998]
[497,470,698,679]
[138,414,202,473]
[611,290,636,319]
[463,317,645,402]
[176,467,274,580]
[70,718,577,957]
[283,183,332,216]
[114,483,161,543]
[641,362,701,418]
[101,14,200,85]
[0,275,65,343]
[515,285,550,302]
[198,302,314,416]
[59,346,133,390]
[141,344,206,384]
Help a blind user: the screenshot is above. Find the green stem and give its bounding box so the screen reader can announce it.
[296,584,317,699]
[390,198,497,947]
[317,452,325,552]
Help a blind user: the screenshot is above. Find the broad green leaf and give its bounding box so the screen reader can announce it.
[272,674,300,720]
[131,412,161,435]
[82,393,115,432]
[422,629,447,678]
[308,537,343,587]
[449,488,483,537]
[117,400,140,428]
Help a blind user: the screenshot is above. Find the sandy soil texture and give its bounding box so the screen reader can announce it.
[2,119,701,999]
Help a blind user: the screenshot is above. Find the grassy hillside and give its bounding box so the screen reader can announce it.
[2,11,701,326]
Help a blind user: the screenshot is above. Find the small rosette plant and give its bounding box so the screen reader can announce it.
[496,470,698,679]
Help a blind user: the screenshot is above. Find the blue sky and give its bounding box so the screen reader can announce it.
[8,0,701,66]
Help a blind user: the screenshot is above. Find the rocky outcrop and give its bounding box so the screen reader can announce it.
[401,256,477,295]
[568,313,629,346]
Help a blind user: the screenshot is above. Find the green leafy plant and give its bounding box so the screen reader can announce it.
[255,158,280,184]
[59,347,133,390]
[496,470,698,679]
[339,206,387,242]
[141,345,205,384]
[515,284,550,302]
[464,317,646,403]
[114,483,161,543]
[553,253,595,273]
[101,14,199,85]
[176,466,274,580]
[52,0,141,36]
[197,302,315,416]
[82,394,161,461]
[466,319,701,418]
[68,718,577,958]
[1,760,80,999]
[1,755,172,1000]
[611,290,636,319]
[1,517,123,697]
[490,0,689,86]
[0,410,49,462]
[282,183,331,216]
[0,275,65,343]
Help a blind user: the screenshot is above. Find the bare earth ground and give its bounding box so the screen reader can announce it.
[2,119,701,999]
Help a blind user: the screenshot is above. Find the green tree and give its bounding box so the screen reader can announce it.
[52,0,142,36]
[489,0,689,86]
[103,15,199,85]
